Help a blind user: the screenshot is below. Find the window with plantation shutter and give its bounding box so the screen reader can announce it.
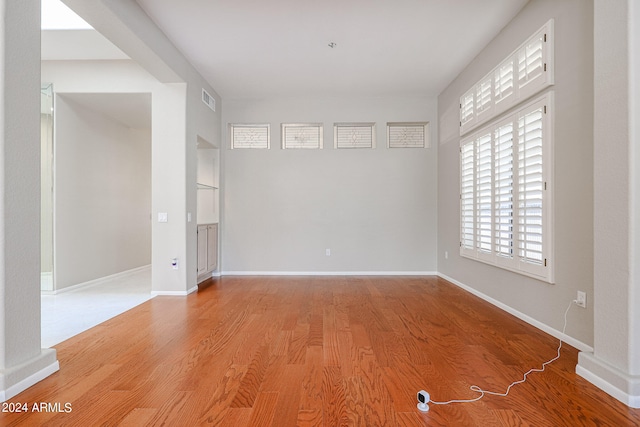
[459,19,554,136]
[229,123,270,149]
[459,92,553,283]
[334,123,376,149]
[281,123,323,149]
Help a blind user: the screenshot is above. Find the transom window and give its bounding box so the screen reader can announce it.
[334,123,376,149]
[460,19,554,136]
[387,122,430,148]
[281,123,323,149]
[229,124,270,149]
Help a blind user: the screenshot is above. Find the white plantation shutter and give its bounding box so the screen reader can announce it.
[230,124,270,149]
[517,24,553,100]
[517,104,545,272]
[493,121,514,261]
[460,140,475,255]
[476,132,493,256]
[494,59,515,107]
[459,93,552,283]
[518,34,544,87]
[475,75,493,121]
[459,19,554,136]
[282,123,323,149]
[460,89,475,134]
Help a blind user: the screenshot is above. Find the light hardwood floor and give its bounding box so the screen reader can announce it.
[2,276,639,426]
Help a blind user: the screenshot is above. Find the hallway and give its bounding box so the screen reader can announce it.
[42,267,153,348]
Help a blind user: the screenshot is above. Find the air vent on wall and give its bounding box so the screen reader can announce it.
[202,89,216,112]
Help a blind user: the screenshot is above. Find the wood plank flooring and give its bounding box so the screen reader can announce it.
[2,276,640,426]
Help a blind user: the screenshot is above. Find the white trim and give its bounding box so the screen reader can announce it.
[576,352,640,408]
[41,271,53,292]
[151,285,198,296]
[221,270,437,276]
[437,272,593,353]
[198,271,222,284]
[44,265,151,295]
[0,349,59,402]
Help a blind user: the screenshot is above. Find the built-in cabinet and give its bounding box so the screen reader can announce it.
[197,223,217,282]
[197,136,219,283]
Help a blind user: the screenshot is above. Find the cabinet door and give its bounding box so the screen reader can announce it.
[197,225,208,275]
[207,224,218,272]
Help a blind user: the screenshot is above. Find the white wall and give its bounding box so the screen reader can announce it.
[222,96,437,273]
[437,0,594,346]
[54,95,151,290]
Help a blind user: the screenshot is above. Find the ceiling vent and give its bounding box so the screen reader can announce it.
[202,89,216,112]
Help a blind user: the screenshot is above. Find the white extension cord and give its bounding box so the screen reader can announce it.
[417,299,575,412]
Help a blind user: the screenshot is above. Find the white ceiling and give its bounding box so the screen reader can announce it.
[134,0,529,99]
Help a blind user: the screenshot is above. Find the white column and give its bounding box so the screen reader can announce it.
[0,0,59,401]
[577,0,640,408]
[151,83,193,295]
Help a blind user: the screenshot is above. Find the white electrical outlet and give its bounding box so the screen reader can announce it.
[576,291,587,308]
[325,248,331,256]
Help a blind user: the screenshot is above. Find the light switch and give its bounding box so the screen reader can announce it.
[158,212,168,223]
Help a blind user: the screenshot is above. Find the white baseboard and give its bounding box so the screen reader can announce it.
[576,352,640,408]
[437,272,594,353]
[197,270,220,284]
[221,270,438,276]
[48,265,151,295]
[151,285,198,297]
[0,349,59,402]
[40,271,53,292]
